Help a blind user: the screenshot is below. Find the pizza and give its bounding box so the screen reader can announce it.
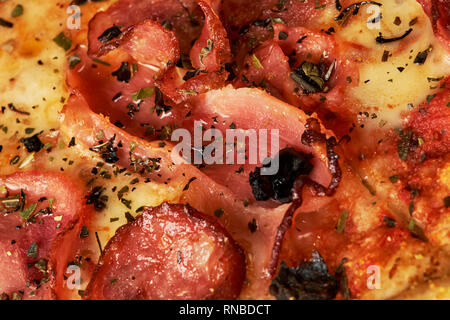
[0,0,449,300]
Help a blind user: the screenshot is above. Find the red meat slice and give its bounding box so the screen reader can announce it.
[84,203,245,300]
[0,172,86,300]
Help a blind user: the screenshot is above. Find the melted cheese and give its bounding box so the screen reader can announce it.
[335,0,450,128]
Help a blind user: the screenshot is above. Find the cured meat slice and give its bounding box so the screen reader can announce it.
[417,0,450,50]
[190,0,231,72]
[0,172,86,300]
[88,0,203,56]
[96,19,180,73]
[160,0,231,103]
[160,67,229,103]
[234,24,358,117]
[67,47,183,139]
[84,203,245,300]
[69,0,230,134]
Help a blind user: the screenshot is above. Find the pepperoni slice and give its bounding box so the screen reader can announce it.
[0,172,86,300]
[84,203,246,300]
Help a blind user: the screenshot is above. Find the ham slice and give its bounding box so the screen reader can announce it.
[88,0,203,56]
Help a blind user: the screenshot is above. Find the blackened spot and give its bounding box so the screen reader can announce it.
[414,47,432,65]
[86,186,108,211]
[112,62,131,83]
[90,136,119,164]
[269,251,339,300]
[114,120,124,128]
[154,88,172,116]
[98,26,122,43]
[249,148,313,203]
[21,134,44,152]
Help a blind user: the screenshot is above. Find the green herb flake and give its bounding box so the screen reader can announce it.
[337,210,349,233]
[389,175,399,183]
[314,0,326,9]
[27,242,38,259]
[121,198,132,209]
[10,155,20,165]
[397,130,413,161]
[68,54,81,69]
[0,18,13,28]
[11,5,24,18]
[125,211,135,223]
[251,54,263,69]
[34,259,48,273]
[200,39,213,64]
[278,31,288,40]
[409,201,415,216]
[20,203,37,220]
[53,32,72,51]
[384,216,396,228]
[248,218,258,233]
[92,58,111,66]
[131,87,154,101]
[178,89,197,95]
[408,219,416,231]
[271,17,286,25]
[214,208,224,218]
[79,225,90,238]
[11,292,22,300]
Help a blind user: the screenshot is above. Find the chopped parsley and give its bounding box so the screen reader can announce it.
[27,242,38,259]
[131,88,154,101]
[11,5,24,18]
[336,210,349,233]
[53,32,72,51]
[200,39,213,64]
